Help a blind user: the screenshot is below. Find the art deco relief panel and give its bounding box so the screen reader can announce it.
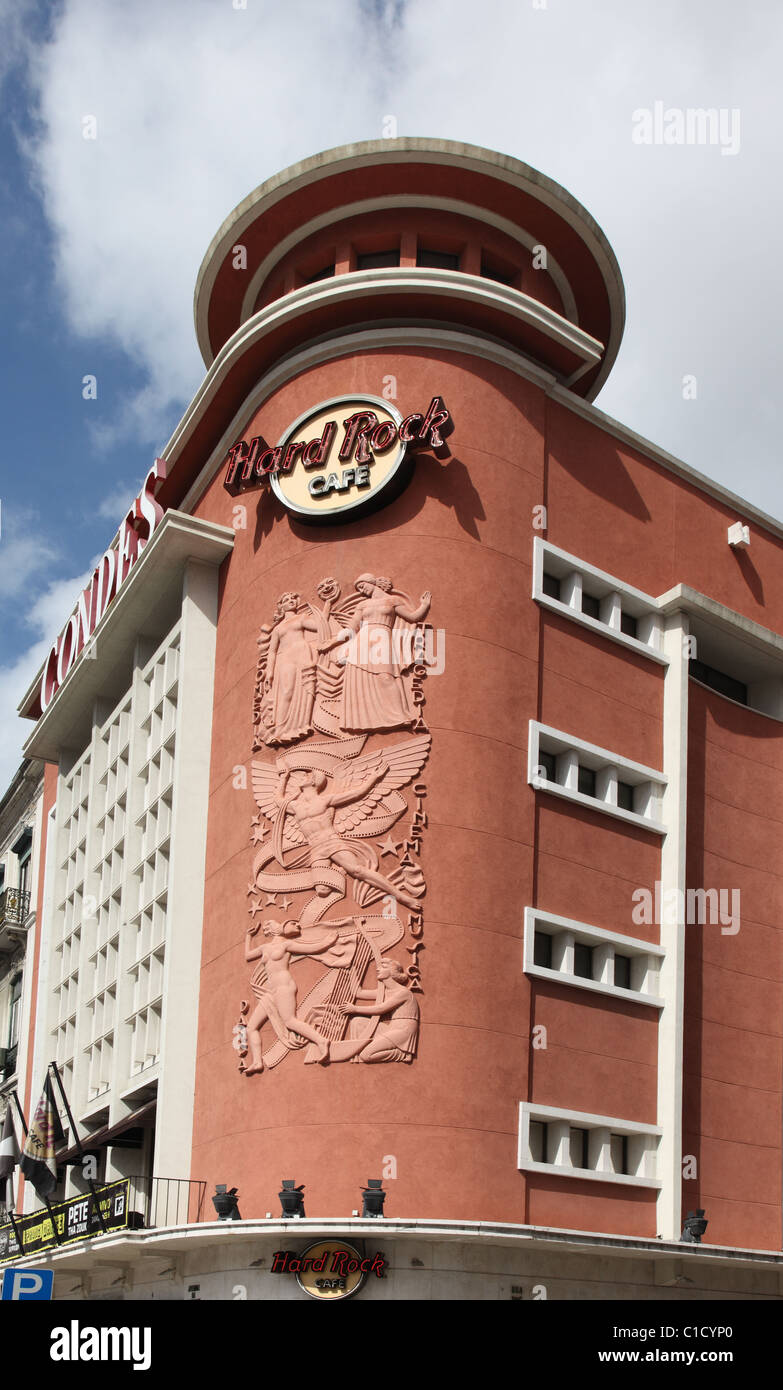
[233,573,436,1076]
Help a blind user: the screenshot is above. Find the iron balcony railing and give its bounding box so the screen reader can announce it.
[0,1175,209,1262]
[126,1175,207,1229]
[0,888,31,929]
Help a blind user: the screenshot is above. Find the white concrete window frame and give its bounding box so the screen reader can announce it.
[528,721,667,835]
[518,1101,662,1189]
[524,907,665,1009]
[532,537,668,665]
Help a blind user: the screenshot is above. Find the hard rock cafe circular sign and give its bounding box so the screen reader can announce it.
[222,392,451,522]
[293,1240,384,1301]
[271,395,407,521]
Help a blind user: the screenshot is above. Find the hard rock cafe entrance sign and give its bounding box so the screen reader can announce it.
[272,1242,387,1300]
[223,394,451,520]
[233,573,435,1076]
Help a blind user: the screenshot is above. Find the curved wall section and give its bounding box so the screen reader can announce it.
[191,347,546,1222]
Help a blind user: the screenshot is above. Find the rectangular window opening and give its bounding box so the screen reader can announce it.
[577,765,596,798]
[613,953,632,990]
[303,264,335,284]
[416,248,460,270]
[538,750,557,783]
[529,1121,547,1163]
[533,931,552,968]
[480,255,517,286]
[573,942,594,980]
[611,1132,629,1175]
[570,1126,589,1170]
[689,658,748,706]
[356,250,400,270]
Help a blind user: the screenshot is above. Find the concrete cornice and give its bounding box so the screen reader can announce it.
[212,266,603,378]
[657,583,783,656]
[11,1215,783,1275]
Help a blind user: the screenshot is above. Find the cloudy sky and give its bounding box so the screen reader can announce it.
[1,0,781,788]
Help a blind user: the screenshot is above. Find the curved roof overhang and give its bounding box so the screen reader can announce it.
[194,139,625,401]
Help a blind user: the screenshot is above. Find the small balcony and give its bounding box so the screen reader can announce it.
[0,888,31,955]
[0,1044,17,1083]
[0,1175,208,1264]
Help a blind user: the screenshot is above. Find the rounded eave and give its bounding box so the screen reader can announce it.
[194,139,625,401]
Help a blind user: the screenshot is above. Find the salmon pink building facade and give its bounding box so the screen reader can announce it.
[5,139,783,1300]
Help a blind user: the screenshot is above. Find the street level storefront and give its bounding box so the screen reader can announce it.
[9,139,783,1300]
[5,1219,783,1301]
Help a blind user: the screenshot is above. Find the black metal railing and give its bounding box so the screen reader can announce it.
[0,888,30,929]
[126,1175,207,1229]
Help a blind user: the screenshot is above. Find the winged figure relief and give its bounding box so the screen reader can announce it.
[250,733,430,912]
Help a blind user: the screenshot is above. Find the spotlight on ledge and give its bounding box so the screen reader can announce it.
[361,1178,386,1218]
[279,1179,306,1219]
[680,1209,708,1244]
[212,1185,241,1221]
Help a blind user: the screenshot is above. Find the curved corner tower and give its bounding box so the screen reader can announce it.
[185,137,629,1227]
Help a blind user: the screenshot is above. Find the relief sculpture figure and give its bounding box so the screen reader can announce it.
[274,761,422,912]
[257,593,321,745]
[320,574,431,732]
[243,918,338,1073]
[335,959,420,1063]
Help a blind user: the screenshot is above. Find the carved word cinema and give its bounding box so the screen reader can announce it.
[39,459,168,713]
[223,394,451,518]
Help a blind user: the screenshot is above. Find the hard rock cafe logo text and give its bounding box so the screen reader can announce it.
[271,1248,387,1278]
[272,1243,388,1299]
[223,395,451,500]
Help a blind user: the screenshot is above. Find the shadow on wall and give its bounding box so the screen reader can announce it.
[729,545,764,606]
[250,450,487,553]
[553,441,652,525]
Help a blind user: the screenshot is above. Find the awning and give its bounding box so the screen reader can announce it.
[57,1100,156,1165]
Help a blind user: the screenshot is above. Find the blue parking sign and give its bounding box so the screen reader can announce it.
[1,1268,54,1300]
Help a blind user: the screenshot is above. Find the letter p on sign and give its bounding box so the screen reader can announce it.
[2,1268,54,1300]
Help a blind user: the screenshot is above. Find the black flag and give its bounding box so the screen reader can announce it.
[0,1104,21,1209]
[20,1075,64,1200]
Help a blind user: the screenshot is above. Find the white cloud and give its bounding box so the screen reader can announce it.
[95,483,139,523]
[23,0,390,447]
[0,526,58,601]
[18,0,783,518]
